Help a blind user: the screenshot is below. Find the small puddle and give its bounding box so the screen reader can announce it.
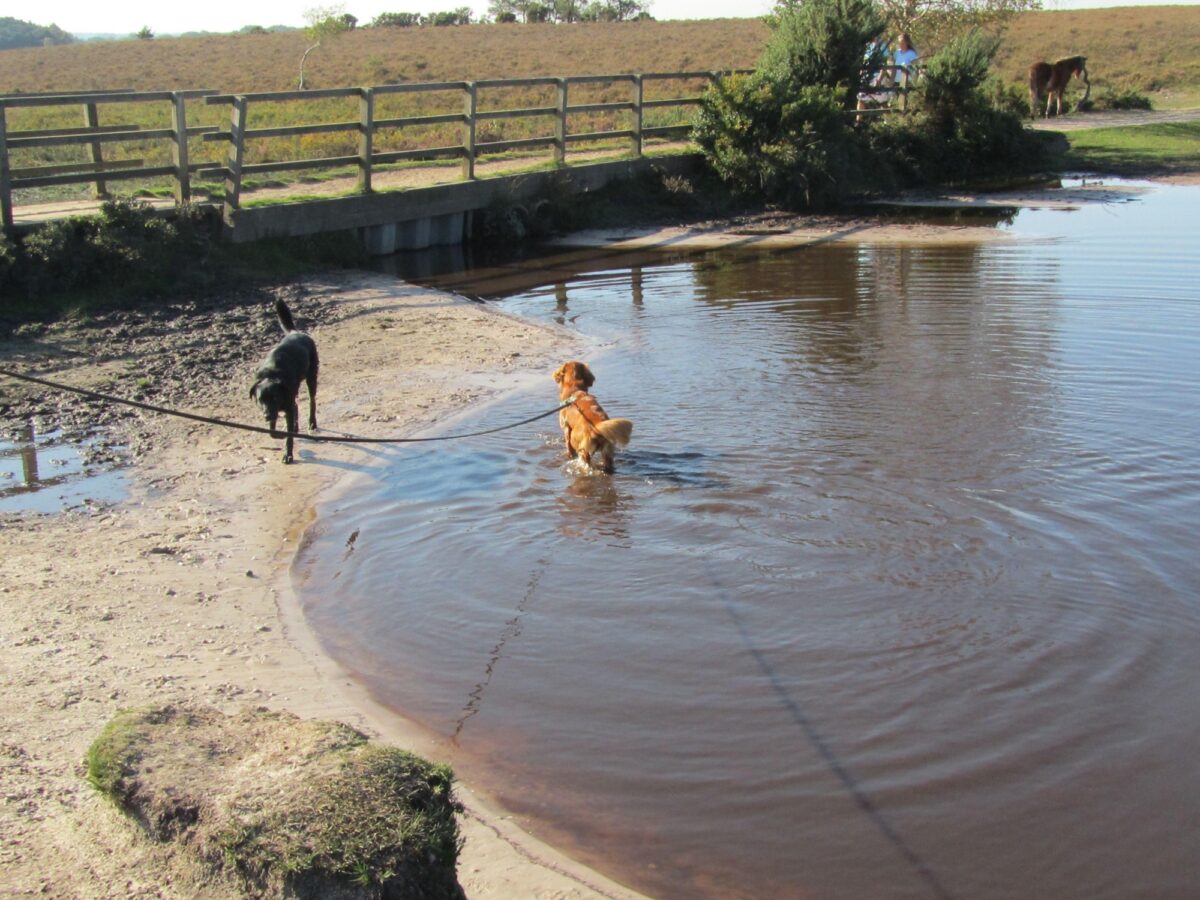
[0,424,128,514]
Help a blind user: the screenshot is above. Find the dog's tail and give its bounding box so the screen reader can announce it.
[595,418,633,447]
[275,299,297,334]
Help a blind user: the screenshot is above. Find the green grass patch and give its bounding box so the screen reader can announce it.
[85,708,152,800]
[83,706,464,897]
[1149,87,1200,111]
[1060,121,1200,174]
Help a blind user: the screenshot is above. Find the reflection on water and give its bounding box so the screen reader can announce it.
[0,424,127,513]
[302,182,1200,899]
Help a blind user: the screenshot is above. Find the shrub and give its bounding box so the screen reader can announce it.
[981,75,1031,119]
[914,29,1000,130]
[17,199,220,299]
[0,230,19,292]
[1093,88,1153,111]
[859,30,1053,188]
[758,0,886,108]
[693,0,883,208]
[694,75,858,208]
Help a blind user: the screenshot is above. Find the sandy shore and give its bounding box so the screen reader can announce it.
[0,271,646,899]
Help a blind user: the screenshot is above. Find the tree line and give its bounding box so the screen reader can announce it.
[0,16,75,50]
[367,0,652,27]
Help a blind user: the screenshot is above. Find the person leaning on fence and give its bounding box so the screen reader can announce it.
[855,38,894,121]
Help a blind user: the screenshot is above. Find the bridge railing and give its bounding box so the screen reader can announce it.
[0,89,220,229]
[199,70,735,224]
[0,72,740,230]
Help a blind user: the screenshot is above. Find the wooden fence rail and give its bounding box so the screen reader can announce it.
[0,68,913,233]
[0,71,739,231]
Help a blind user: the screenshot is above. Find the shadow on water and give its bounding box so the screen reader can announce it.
[0,423,127,514]
[618,449,726,489]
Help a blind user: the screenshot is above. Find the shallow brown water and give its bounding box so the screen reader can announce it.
[298,182,1200,899]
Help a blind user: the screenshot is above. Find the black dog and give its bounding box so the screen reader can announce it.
[250,299,318,463]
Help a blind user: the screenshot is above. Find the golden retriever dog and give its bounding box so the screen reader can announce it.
[553,361,633,474]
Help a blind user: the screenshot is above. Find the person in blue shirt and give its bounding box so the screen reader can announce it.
[892,32,919,88]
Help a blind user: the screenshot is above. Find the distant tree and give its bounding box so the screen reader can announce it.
[553,0,584,22]
[298,4,353,89]
[488,0,517,19]
[581,0,651,21]
[370,11,422,26]
[0,16,76,49]
[874,0,1040,52]
[240,24,269,34]
[136,26,154,39]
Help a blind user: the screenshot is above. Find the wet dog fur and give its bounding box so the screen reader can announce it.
[553,361,632,474]
[250,299,318,463]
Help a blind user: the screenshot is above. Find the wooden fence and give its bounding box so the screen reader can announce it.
[0,72,739,231]
[0,88,219,228]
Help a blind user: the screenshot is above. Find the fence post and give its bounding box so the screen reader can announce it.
[358,87,374,193]
[223,96,247,226]
[170,92,191,205]
[82,102,108,198]
[631,74,644,157]
[0,102,12,231]
[462,82,477,181]
[555,77,568,165]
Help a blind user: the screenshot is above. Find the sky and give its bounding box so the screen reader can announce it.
[22,0,1200,37]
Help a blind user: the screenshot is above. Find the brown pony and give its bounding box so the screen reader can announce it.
[1029,56,1090,118]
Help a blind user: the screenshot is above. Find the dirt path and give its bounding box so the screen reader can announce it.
[9,144,682,227]
[1027,106,1200,131]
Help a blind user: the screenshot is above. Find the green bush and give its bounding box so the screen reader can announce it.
[694,0,883,208]
[914,29,1000,128]
[981,75,1033,119]
[694,75,858,208]
[0,230,18,291]
[860,30,1050,187]
[758,0,886,108]
[19,199,216,296]
[1093,88,1153,111]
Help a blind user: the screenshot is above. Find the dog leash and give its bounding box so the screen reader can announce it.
[0,366,575,445]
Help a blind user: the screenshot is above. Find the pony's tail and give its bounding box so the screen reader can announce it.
[596,418,633,447]
[275,299,297,334]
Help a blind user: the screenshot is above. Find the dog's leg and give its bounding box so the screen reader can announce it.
[306,372,318,431]
[283,402,298,464]
[307,348,319,430]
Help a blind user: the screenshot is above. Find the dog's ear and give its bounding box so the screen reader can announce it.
[553,364,566,384]
[579,363,595,389]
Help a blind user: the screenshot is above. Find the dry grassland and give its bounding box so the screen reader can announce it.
[1,8,1196,198]
[0,20,769,94]
[992,5,1200,100]
[1,8,1197,98]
